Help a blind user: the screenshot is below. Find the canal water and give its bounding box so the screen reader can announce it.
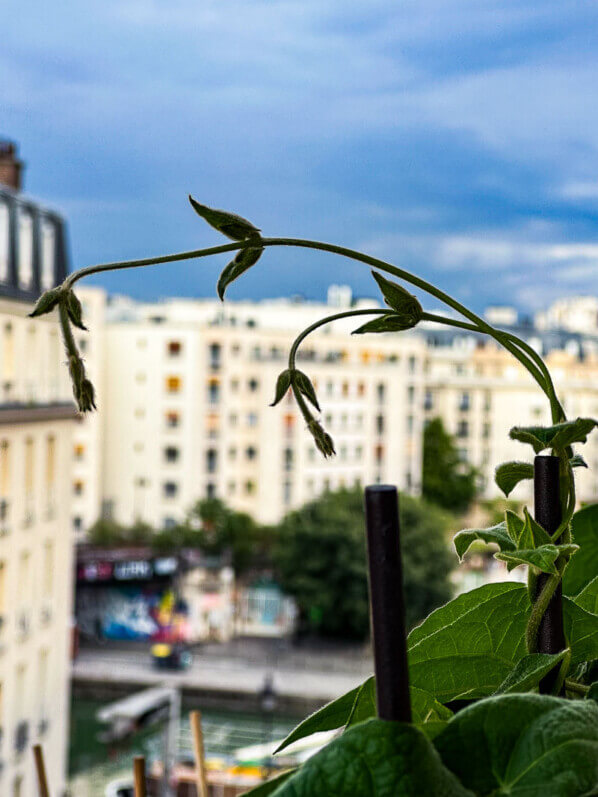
[68,697,300,796]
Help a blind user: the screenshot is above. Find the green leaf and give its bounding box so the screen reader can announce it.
[276,678,451,755]
[435,694,598,796]
[293,370,320,412]
[494,652,568,693]
[352,313,421,334]
[574,576,598,614]
[65,289,87,330]
[588,682,598,702]
[453,521,515,561]
[570,453,588,468]
[496,543,578,575]
[274,686,359,754]
[517,507,552,549]
[407,583,530,702]
[28,287,62,318]
[505,509,524,542]
[370,271,423,325]
[270,370,292,407]
[189,196,261,240]
[217,246,264,300]
[494,461,533,497]
[563,503,598,597]
[244,770,296,796]
[510,417,598,453]
[272,719,473,797]
[563,596,598,667]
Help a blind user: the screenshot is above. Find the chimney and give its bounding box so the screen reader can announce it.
[0,140,24,191]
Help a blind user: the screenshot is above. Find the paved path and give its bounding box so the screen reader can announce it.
[72,647,372,704]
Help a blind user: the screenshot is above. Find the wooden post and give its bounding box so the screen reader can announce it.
[534,455,566,694]
[364,485,411,722]
[133,755,147,797]
[190,710,209,797]
[33,744,50,797]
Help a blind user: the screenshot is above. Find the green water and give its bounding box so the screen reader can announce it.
[69,697,299,796]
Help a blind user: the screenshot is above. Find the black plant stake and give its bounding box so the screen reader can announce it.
[534,455,566,694]
[364,485,411,722]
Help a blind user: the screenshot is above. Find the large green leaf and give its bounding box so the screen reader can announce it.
[575,576,598,614]
[453,521,515,561]
[563,503,598,597]
[496,543,578,575]
[563,596,598,667]
[434,694,598,796]
[494,652,567,694]
[510,417,598,453]
[244,770,296,796]
[274,685,359,753]
[494,461,533,497]
[271,719,473,797]
[407,583,530,701]
[517,508,552,549]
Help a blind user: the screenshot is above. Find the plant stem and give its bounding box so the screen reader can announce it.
[565,679,590,696]
[526,570,561,653]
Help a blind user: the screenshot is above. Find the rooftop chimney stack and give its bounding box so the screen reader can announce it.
[0,140,24,191]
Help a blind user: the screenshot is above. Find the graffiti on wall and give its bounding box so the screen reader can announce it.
[76,586,189,641]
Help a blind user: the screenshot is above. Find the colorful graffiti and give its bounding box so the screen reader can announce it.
[76,586,190,642]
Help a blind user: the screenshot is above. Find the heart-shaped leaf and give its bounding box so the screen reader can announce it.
[574,576,598,615]
[510,418,598,453]
[495,461,534,497]
[407,582,530,702]
[189,196,261,240]
[272,719,473,797]
[434,694,598,796]
[563,504,598,597]
[564,596,598,667]
[453,521,516,561]
[494,652,568,694]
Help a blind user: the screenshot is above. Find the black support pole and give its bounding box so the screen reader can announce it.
[534,455,566,694]
[364,485,411,722]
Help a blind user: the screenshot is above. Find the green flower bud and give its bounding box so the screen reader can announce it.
[307,419,336,458]
[189,196,261,241]
[293,370,320,412]
[217,246,264,301]
[65,290,87,331]
[370,271,423,328]
[270,369,293,406]
[77,379,97,413]
[29,287,63,318]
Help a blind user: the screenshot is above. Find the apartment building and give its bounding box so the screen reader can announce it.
[0,154,77,795]
[99,294,426,526]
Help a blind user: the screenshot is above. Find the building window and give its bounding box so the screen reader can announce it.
[283,481,292,505]
[18,208,33,289]
[0,202,8,282]
[73,480,84,496]
[228,446,237,460]
[45,435,55,502]
[209,343,221,369]
[456,420,469,438]
[2,323,14,383]
[0,440,10,499]
[457,447,468,462]
[41,219,56,290]
[357,382,365,397]
[376,383,386,402]
[424,390,433,410]
[163,516,177,529]
[206,449,218,473]
[248,378,259,392]
[376,414,385,434]
[74,443,85,460]
[244,479,256,495]
[246,446,257,461]
[164,446,179,463]
[230,378,239,392]
[207,379,220,404]
[283,448,293,471]
[166,411,180,428]
[408,356,417,374]
[206,483,217,498]
[459,392,471,411]
[163,481,178,498]
[24,437,34,495]
[247,412,258,427]
[166,376,182,393]
[284,414,295,434]
[483,422,491,439]
[73,516,82,531]
[375,444,384,464]
[407,415,414,434]
[167,340,182,357]
[342,381,349,397]
[407,385,415,404]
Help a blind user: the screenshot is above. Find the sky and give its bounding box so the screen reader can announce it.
[3,0,598,312]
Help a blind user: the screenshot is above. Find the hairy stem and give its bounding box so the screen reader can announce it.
[526,570,562,653]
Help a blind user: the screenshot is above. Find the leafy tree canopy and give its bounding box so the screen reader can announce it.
[422,417,478,512]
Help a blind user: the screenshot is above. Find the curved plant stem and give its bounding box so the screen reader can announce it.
[565,679,590,696]
[58,302,78,358]
[526,570,561,653]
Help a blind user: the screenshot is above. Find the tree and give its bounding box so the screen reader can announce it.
[422,417,478,512]
[273,487,455,640]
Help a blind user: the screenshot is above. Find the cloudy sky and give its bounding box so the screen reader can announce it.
[3,1,598,311]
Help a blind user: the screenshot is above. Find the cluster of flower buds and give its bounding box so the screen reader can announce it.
[29,285,96,413]
[353,271,423,334]
[307,418,336,458]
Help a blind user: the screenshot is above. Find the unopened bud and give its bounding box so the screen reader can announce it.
[307,419,336,458]
[29,287,63,318]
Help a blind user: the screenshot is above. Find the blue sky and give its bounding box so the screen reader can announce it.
[3,0,598,311]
